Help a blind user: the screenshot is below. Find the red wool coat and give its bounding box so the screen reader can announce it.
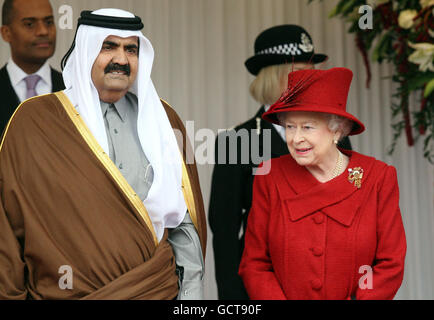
[239,150,406,300]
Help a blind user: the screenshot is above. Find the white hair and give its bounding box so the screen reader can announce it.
[327,114,353,140]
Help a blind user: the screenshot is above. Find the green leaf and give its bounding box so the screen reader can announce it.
[340,0,358,16]
[329,0,353,18]
[406,73,434,92]
[371,32,391,63]
[424,78,434,98]
[328,5,339,18]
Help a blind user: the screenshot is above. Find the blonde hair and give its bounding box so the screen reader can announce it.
[249,64,293,105]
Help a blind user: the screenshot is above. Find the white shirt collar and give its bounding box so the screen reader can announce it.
[263,104,286,141]
[6,57,51,86]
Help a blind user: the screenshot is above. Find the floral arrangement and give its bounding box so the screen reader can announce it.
[309,0,434,162]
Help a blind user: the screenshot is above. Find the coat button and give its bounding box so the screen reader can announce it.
[311,279,322,290]
[312,214,324,224]
[311,246,324,257]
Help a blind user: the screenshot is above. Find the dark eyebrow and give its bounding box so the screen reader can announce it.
[102,41,119,47]
[22,15,54,22]
[125,44,138,50]
[101,40,139,52]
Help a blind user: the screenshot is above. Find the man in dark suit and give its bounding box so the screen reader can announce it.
[209,25,352,300]
[0,0,64,133]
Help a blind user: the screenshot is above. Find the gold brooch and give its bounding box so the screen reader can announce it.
[348,167,364,189]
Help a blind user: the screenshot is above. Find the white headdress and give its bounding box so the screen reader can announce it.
[62,8,186,242]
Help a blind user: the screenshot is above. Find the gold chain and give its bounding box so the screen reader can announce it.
[331,150,343,179]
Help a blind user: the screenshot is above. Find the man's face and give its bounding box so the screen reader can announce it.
[91,35,139,102]
[0,0,56,66]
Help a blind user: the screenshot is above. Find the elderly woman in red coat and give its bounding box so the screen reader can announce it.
[238,67,406,300]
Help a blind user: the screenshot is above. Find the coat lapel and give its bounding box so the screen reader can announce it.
[0,65,20,134]
[274,151,376,227]
[0,65,20,108]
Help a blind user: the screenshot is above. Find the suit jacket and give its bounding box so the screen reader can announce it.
[239,151,406,300]
[0,64,65,134]
[209,106,353,300]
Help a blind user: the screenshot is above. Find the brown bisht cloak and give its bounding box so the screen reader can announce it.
[0,91,206,300]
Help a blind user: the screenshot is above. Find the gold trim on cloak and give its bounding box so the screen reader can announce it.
[0,92,200,246]
[181,156,199,233]
[55,91,159,246]
[160,98,199,233]
[0,93,53,151]
[57,92,200,242]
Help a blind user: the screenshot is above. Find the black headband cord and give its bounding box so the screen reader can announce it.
[61,10,144,70]
[77,11,144,31]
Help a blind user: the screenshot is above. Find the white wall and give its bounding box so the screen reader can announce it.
[1,0,433,299]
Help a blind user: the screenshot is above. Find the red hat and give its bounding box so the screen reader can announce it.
[262,67,365,135]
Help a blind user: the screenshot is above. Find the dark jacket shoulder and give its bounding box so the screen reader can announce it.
[233,108,266,132]
[51,67,65,92]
